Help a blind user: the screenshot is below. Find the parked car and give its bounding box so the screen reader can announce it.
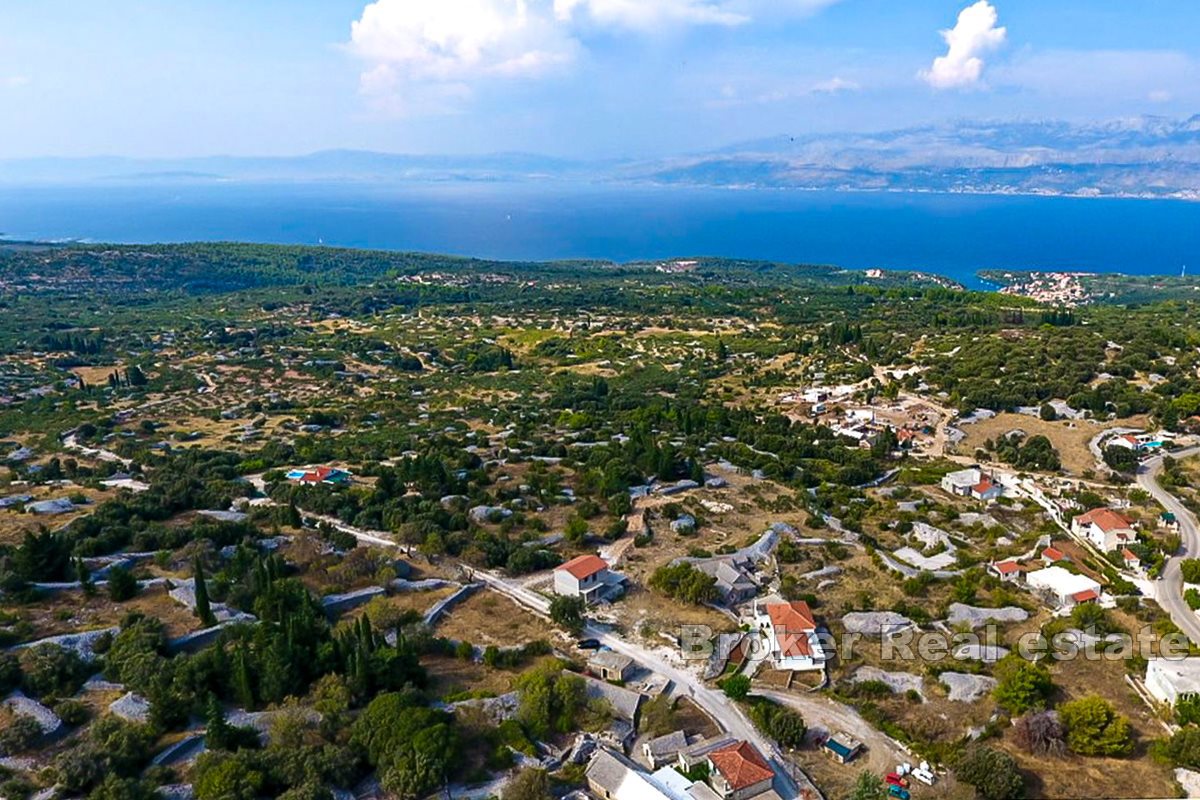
[885,773,908,788]
[576,638,602,650]
[887,786,910,800]
[911,768,936,786]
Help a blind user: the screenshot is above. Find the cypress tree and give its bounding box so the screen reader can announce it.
[232,647,255,710]
[205,694,232,750]
[193,558,216,627]
[75,557,95,597]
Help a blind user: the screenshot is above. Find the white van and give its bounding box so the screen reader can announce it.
[911,768,936,786]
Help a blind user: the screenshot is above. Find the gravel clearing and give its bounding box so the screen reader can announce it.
[851,666,924,697]
[14,628,119,662]
[953,643,1009,663]
[109,692,153,724]
[842,611,915,637]
[946,603,1029,628]
[939,672,998,702]
[3,691,62,735]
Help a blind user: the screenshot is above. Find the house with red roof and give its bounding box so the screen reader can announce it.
[1041,546,1066,565]
[1121,548,1142,571]
[285,465,352,486]
[1071,507,1137,552]
[941,467,1003,501]
[1108,433,1143,451]
[987,560,1023,583]
[554,554,626,604]
[754,600,826,672]
[706,741,776,800]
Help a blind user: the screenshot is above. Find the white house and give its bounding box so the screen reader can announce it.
[1071,508,1137,552]
[988,560,1023,583]
[1025,566,1102,607]
[940,468,1003,501]
[1146,658,1200,707]
[1107,433,1142,451]
[554,554,626,604]
[754,600,826,671]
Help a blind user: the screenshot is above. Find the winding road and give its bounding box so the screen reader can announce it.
[465,567,815,799]
[1137,446,1200,646]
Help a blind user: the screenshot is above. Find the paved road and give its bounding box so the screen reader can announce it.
[471,567,815,800]
[1138,447,1200,646]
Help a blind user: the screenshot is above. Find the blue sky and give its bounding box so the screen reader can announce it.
[1,0,1197,158]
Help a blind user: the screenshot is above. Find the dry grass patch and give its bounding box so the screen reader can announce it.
[20,584,201,643]
[434,590,551,648]
[424,655,518,700]
[956,413,1150,476]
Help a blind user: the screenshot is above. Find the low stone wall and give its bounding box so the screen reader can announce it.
[423,582,483,626]
[320,586,386,616]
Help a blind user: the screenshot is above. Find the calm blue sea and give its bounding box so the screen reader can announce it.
[1,182,1198,290]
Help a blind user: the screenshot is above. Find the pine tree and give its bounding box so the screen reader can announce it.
[193,558,217,627]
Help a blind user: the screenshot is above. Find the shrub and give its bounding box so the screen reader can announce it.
[107,566,140,602]
[992,654,1053,714]
[1059,695,1133,757]
[549,595,586,635]
[954,745,1024,800]
[1012,711,1065,756]
[19,644,91,700]
[0,714,44,755]
[721,675,751,701]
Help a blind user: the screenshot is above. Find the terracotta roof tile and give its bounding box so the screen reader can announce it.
[557,554,608,580]
[708,741,774,790]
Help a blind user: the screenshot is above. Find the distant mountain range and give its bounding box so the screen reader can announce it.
[6,115,1200,200]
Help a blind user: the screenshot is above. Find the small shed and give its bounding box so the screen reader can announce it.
[588,650,635,683]
[822,732,863,765]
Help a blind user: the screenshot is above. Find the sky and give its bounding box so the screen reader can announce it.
[0,0,1198,159]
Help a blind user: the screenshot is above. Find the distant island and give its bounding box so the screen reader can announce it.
[4,114,1200,201]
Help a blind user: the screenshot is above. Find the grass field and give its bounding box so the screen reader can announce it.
[957,413,1150,476]
[434,590,554,648]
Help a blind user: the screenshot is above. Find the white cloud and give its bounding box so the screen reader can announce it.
[1,75,29,89]
[553,0,841,29]
[349,0,578,108]
[348,0,844,112]
[921,1,1006,90]
[553,0,747,29]
[1149,89,1173,104]
[810,76,859,95]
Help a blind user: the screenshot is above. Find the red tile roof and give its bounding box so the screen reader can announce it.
[765,601,817,658]
[1121,548,1139,561]
[1042,547,1065,561]
[992,560,1021,574]
[708,741,775,790]
[557,554,608,580]
[972,475,997,494]
[1076,508,1135,533]
[1072,589,1099,603]
[297,465,347,483]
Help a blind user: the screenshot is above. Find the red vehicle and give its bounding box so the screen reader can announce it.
[886,773,909,788]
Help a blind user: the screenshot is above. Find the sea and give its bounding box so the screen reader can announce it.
[2,181,1199,290]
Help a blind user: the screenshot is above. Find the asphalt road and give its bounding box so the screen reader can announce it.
[468,567,811,799]
[1137,446,1200,646]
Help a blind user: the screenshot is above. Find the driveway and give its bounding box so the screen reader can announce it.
[753,688,908,773]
